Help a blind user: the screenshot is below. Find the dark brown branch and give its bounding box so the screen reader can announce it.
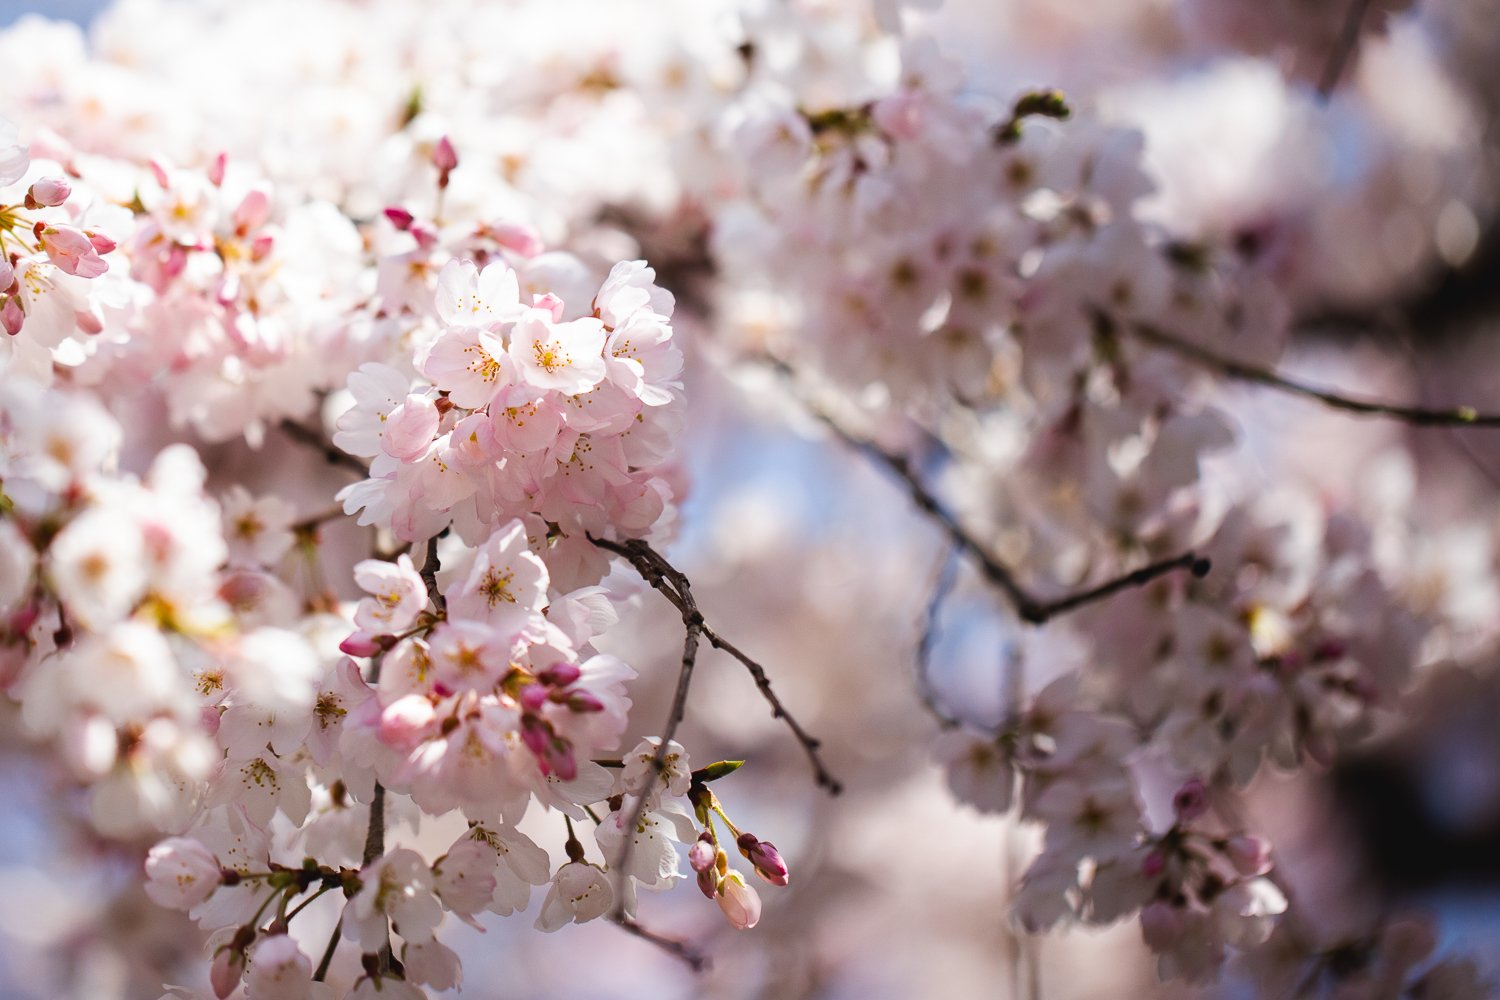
[1317,0,1372,98]
[418,533,447,615]
[588,536,704,918]
[1031,551,1209,619]
[917,549,962,729]
[590,536,843,797]
[791,386,1207,625]
[291,505,348,536]
[696,624,843,795]
[609,913,709,972]
[280,420,370,476]
[1128,320,1500,427]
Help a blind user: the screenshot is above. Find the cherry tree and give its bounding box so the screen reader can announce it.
[0,0,1496,997]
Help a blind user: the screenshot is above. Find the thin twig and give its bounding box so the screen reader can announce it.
[588,536,704,919]
[697,623,843,795]
[591,536,843,796]
[291,505,348,536]
[788,382,1207,625]
[917,548,962,728]
[1317,0,1373,98]
[1127,320,1500,427]
[312,916,343,982]
[609,913,710,972]
[280,420,370,476]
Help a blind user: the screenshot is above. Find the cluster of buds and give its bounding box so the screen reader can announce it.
[686,782,790,931]
[0,174,116,335]
[1136,779,1287,983]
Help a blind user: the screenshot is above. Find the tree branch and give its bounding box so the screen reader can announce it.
[1127,320,1500,427]
[1317,0,1373,98]
[280,419,370,476]
[609,913,710,972]
[785,379,1208,625]
[590,536,844,798]
[917,548,962,729]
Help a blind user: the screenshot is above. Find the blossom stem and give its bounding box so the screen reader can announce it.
[1126,319,1500,427]
[589,535,843,796]
[283,883,337,924]
[312,916,342,983]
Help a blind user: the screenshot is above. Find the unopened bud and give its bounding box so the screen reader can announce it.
[688,834,715,873]
[210,947,244,1000]
[1172,778,1209,823]
[561,690,604,713]
[533,291,564,322]
[27,176,70,208]
[207,151,228,187]
[338,630,384,658]
[432,135,459,173]
[736,833,789,887]
[2,295,25,335]
[383,205,415,231]
[518,683,548,712]
[538,661,581,687]
[85,230,116,255]
[715,871,762,930]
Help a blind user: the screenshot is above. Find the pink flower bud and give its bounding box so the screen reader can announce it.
[0,258,13,290]
[210,947,244,1000]
[379,694,437,750]
[1140,900,1184,952]
[381,394,440,462]
[544,736,577,781]
[87,229,116,254]
[538,662,581,687]
[736,833,789,887]
[1224,834,1272,877]
[27,176,70,207]
[488,221,542,257]
[563,690,605,713]
[411,221,440,249]
[339,630,384,658]
[522,716,578,780]
[518,684,548,712]
[207,151,228,186]
[383,206,415,230]
[697,866,717,899]
[0,296,21,336]
[432,135,459,172]
[715,872,761,930]
[533,292,565,321]
[39,224,108,277]
[1172,778,1209,823]
[688,835,716,873]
